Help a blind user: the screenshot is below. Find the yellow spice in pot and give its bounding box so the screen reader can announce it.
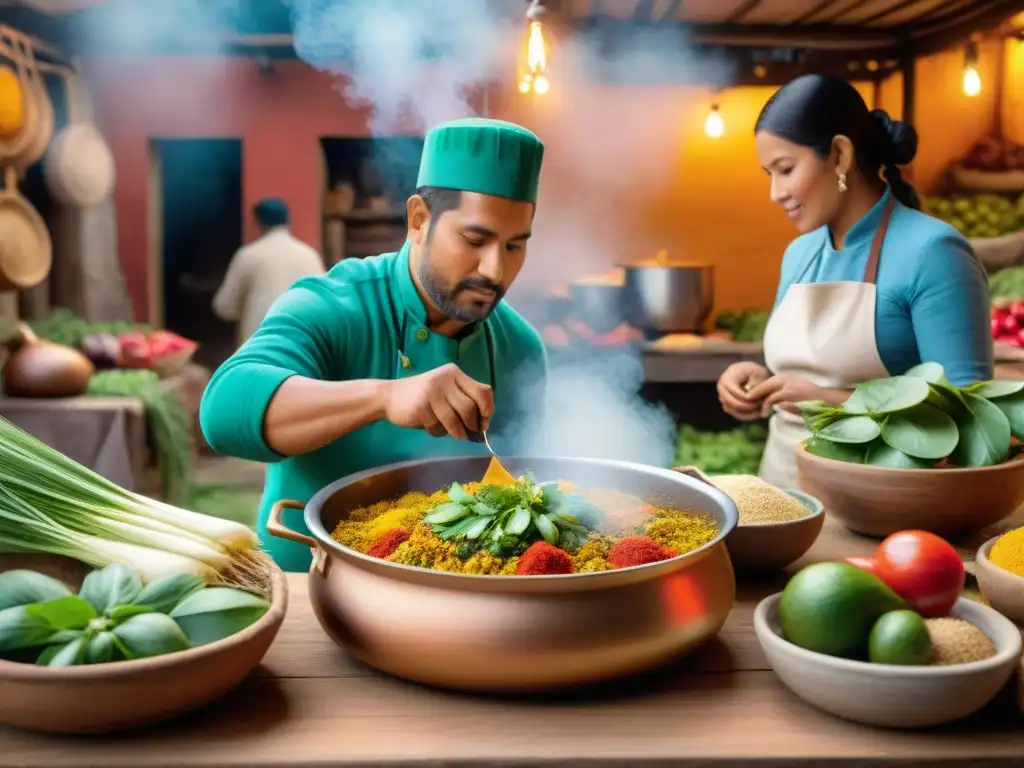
[925,618,997,666]
[711,474,809,525]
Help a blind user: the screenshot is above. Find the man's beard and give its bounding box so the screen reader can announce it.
[417,243,505,324]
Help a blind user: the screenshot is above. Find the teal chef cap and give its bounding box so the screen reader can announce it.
[416,118,545,204]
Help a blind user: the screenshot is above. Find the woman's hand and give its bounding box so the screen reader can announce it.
[717,362,770,420]
[744,373,827,417]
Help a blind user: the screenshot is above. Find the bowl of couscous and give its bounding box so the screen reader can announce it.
[711,474,825,572]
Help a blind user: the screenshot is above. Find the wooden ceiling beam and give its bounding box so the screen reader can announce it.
[726,0,765,24]
[907,0,1024,54]
[860,0,934,27]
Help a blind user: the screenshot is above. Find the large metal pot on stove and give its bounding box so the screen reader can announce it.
[623,250,714,333]
[267,456,738,693]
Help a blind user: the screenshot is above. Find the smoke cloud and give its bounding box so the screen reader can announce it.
[287,0,737,468]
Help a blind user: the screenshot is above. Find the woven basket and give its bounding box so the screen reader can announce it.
[10,38,51,171]
[43,69,115,207]
[972,230,1024,272]
[150,345,197,379]
[951,164,1024,194]
[0,35,38,166]
[0,167,52,291]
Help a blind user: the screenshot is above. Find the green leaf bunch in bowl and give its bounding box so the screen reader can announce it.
[798,362,1024,470]
[0,563,270,667]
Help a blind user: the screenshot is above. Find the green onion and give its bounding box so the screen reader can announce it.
[0,418,268,592]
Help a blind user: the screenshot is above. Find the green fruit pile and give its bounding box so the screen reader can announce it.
[921,193,1024,239]
[779,562,931,665]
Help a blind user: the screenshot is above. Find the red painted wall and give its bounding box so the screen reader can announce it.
[84,57,378,321]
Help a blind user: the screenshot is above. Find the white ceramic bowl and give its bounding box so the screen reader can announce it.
[754,593,1021,728]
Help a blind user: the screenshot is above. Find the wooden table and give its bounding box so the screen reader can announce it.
[1,519,1022,767]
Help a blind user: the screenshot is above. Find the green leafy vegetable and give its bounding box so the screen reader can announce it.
[42,635,87,667]
[880,404,959,459]
[26,596,97,630]
[79,563,144,614]
[0,570,72,612]
[169,587,270,647]
[112,612,191,659]
[133,573,206,614]
[817,416,881,444]
[865,441,933,469]
[802,364,1024,470]
[804,437,867,463]
[0,605,79,652]
[950,392,1012,468]
[83,631,117,664]
[845,376,930,415]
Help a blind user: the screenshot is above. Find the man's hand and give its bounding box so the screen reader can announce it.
[383,363,495,440]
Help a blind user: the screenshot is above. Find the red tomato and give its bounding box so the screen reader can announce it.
[992,316,1004,338]
[1010,300,1024,319]
[872,530,964,617]
[1016,328,1024,348]
[845,555,878,576]
[1005,314,1021,334]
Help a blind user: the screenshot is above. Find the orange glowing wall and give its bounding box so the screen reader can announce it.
[85,39,1020,322]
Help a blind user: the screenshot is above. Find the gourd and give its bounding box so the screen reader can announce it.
[0,66,25,139]
[2,322,95,398]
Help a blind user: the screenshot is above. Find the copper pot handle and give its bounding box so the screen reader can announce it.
[673,465,716,486]
[266,499,317,548]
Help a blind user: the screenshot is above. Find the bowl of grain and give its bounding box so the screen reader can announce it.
[712,475,825,572]
[975,530,1024,626]
[754,594,1020,728]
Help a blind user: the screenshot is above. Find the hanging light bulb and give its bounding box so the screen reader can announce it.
[518,1,550,95]
[704,103,724,139]
[963,41,982,97]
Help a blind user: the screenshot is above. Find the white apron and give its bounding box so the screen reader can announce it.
[758,200,894,490]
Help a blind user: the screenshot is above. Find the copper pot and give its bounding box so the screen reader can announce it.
[267,456,738,693]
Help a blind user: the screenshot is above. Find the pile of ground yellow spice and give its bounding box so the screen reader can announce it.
[329,485,719,575]
[711,474,810,525]
[989,526,1024,578]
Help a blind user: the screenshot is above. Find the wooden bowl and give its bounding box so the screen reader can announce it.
[794,445,1024,537]
[755,593,1021,728]
[0,554,288,734]
[725,490,825,572]
[975,535,1024,626]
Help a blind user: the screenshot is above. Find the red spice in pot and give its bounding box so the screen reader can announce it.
[608,536,677,569]
[516,541,574,575]
[367,528,410,559]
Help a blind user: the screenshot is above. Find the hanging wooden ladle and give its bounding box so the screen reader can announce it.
[10,36,53,172]
[0,164,53,291]
[0,33,39,166]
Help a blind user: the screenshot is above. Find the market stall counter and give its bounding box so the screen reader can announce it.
[0,516,1021,768]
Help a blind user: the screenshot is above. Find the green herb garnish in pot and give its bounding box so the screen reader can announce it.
[425,476,601,559]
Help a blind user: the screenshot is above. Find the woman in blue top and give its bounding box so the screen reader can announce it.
[716,74,993,488]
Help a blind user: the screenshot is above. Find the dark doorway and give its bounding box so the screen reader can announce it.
[153,138,242,371]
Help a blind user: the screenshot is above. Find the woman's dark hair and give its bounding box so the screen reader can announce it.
[754,74,920,210]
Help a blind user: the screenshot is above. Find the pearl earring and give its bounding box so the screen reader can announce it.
[838,173,848,193]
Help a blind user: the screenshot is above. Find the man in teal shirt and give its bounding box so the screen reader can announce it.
[199,118,548,571]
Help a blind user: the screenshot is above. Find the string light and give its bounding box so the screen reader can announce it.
[704,103,724,139]
[518,2,550,95]
[963,41,981,97]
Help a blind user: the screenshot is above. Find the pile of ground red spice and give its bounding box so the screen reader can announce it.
[516,541,573,575]
[367,528,410,559]
[608,536,677,568]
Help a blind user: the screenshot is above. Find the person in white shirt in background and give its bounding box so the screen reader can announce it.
[212,198,326,346]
